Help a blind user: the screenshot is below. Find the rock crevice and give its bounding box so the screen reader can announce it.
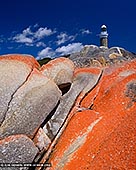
[0,46,135,170]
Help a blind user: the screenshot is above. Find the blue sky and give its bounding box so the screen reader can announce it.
[0,0,136,59]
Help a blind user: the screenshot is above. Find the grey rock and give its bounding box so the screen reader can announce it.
[81,45,101,56]
[68,45,136,67]
[68,51,82,61]
[41,57,75,86]
[119,48,136,60]
[0,69,61,139]
[0,134,38,170]
[43,70,102,140]
[0,58,33,125]
[108,47,123,55]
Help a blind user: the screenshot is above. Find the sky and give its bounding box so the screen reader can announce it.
[0,0,136,59]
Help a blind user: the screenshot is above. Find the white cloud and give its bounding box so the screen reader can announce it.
[81,29,92,35]
[12,26,55,46]
[9,25,91,56]
[34,27,55,39]
[13,34,33,45]
[56,42,83,55]
[36,42,46,47]
[22,27,33,36]
[37,42,83,60]
[12,27,34,45]
[37,47,55,60]
[56,32,75,45]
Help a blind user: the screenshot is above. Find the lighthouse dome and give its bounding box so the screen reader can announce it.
[101,25,107,31]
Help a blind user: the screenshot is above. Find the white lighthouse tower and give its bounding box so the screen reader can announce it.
[100,25,108,47]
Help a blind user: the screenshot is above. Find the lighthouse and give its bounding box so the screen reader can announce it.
[100,25,108,47]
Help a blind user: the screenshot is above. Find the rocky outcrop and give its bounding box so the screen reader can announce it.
[0,54,39,125]
[69,45,136,67]
[0,46,135,170]
[47,59,136,170]
[0,68,61,139]
[43,67,102,140]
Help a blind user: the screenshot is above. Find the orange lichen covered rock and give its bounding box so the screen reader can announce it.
[0,50,135,169]
[81,59,136,109]
[0,54,40,68]
[47,60,136,170]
